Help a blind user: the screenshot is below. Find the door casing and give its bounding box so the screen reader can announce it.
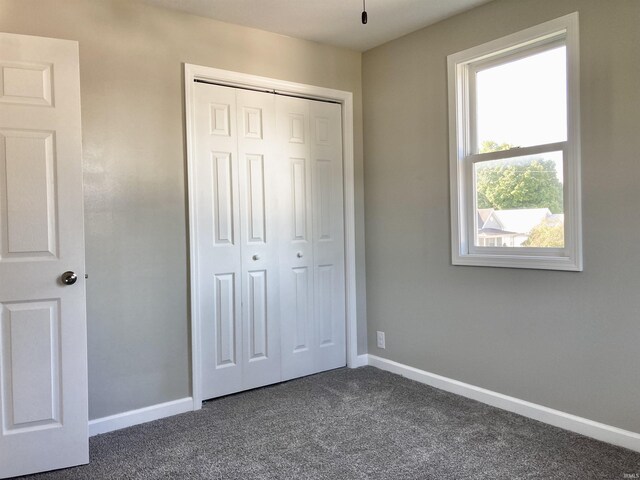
[184,64,359,409]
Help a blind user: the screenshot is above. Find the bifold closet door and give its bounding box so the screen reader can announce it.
[276,96,346,381]
[193,83,280,399]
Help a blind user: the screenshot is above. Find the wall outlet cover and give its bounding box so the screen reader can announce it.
[376,331,386,349]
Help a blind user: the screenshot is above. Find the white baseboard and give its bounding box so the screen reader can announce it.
[89,397,193,437]
[349,354,369,368]
[366,354,640,453]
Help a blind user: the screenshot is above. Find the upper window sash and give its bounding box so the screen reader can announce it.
[467,39,567,156]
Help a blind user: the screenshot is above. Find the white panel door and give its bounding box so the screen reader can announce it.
[0,33,88,478]
[194,82,243,399]
[277,96,346,381]
[276,96,316,380]
[235,89,280,390]
[195,83,281,399]
[194,82,345,398]
[309,100,346,373]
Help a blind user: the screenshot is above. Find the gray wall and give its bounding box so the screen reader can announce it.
[0,0,367,420]
[363,0,640,432]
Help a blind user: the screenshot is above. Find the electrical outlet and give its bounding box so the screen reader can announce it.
[376,331,386,349]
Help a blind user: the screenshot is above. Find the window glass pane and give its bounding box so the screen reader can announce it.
[476,46,567,153]
[474,151,564,248]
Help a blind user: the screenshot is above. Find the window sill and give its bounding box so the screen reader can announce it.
[452,252,583,271]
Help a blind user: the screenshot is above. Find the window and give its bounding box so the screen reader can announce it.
[447,13,582,271]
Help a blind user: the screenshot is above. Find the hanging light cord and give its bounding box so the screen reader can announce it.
[362,0,368,24]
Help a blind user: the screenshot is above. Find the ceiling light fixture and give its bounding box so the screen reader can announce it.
[361,0,368,24]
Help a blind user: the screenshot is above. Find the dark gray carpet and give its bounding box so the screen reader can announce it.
[23,367,640,479]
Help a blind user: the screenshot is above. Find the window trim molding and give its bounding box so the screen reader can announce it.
[447,12,582,271]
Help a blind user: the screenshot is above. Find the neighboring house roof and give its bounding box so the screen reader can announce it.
[492,208,551,234]
[477,208,494,228]
[479,227,518,236]
[547,213,565,225]
[477,208,559,236]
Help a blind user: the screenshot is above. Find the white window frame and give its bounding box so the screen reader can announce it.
[447,13,582,271]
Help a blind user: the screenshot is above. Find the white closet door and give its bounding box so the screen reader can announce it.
[276,96,316,380]
[235,89,281,390]
[195,83,280,399]
[277,96,346,381]
[309,100,346,373]
[194,82,345,398]
[194,83,243,399]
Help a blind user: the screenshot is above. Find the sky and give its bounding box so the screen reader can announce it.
[475,46,566,183]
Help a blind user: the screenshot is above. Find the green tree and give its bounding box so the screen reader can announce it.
[476,141,563,213]
[522,221,564,247]
[479,140,514,154]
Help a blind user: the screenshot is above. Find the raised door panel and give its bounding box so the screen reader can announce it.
[0,62,53,107]
[289,114,305,144]
[316,265,334,347]
[211,152,234,246]
[243,107,263,140]
[209,103,230,136]
[315,159,333,242]
[291,158,308,242]
[247,270,267,360]
[214,273,236,368]
[315,117,330,146]
[0,130,57,260]
[292,267,310,352]
[246,154,265,244]
[1,301,61,431]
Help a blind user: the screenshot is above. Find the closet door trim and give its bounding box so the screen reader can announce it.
[184,64,359,410]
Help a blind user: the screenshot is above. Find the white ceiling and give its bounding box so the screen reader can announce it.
[141,0,492,51]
